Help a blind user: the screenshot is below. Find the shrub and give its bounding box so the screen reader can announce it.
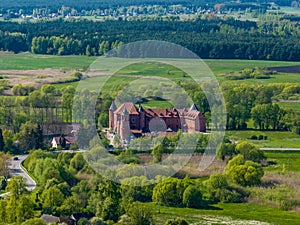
[235,141,266,162]
[90,217,107,225]
[225,155,264,186]
[121,176,154,202]
[152,177,191,207]
[127,202,153,225]
[258,135,264,140]
[182,185,203,208]
[78,218,89,225]
[164,217,189,225]
[204,173,249,203]
[250,135,257,140]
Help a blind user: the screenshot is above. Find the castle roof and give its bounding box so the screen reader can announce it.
[122,107,129,116]
[114,102,139,115]
[113,102,205,119]
[109,101,117,111]
[144,108,180,118]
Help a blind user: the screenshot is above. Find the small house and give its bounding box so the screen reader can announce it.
[51,135,75,149]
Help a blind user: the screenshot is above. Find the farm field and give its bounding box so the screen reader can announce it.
[0,53,299,74]
[1,54,300,88]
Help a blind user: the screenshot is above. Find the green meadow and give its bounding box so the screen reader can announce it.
[264,151,300,172]
[151,202,300,225]
[0,53,96,70]
[277,102,300,113]
[225,130,300,148]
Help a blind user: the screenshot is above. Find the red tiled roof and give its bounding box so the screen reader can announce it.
[114,102,205,119]
[114,102,139,115]
[144,108,180,118]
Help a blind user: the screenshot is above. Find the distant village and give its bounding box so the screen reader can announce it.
[0,2,280,21]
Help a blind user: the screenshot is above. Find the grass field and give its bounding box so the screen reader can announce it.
[218,72,300,84]
[204,59,300,75]
[1,53,299,74]
[226,130,300,148]
[277,102,300,112]
[0,53,96,70]
[1,54,299,89]
[264,151,300,172]
[151,202,300,225]
[115,61,189,78]
[141,99,174,108]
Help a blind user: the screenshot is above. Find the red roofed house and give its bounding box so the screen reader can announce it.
[109,101,206,144]
[51,135,76,149]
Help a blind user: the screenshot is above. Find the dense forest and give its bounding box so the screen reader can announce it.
[1,16,300,61]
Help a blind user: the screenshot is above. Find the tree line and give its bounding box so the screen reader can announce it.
[182,81,300,133]
[1,17,300,60]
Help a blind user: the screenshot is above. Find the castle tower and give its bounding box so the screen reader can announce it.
[120,107,131,143]
[138,104,145,131]
[109,101,117,130]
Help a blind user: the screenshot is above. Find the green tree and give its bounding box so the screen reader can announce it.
[42,186,64,213]
[0,153,9,178]
[78,218,90,225]
[182,185,203,208]
[152,143,164,163]
[0,176,7,190]
[217,143,236,160]
[59,196,82,216]
[100,196,120,221]
[5,176,27,198]
[90,217,107,225]
[21,218,47,225]
[203,174,228,202]
[225,155,264,186]
[16,195,34,224]
[16,121,42,151]
[70,153,86,172]
[0,129,4,151]
[127,202,153,225]
[235,141,265,163]
[121,176,154,203]
[152,177,190,207]
[0,200,7,222]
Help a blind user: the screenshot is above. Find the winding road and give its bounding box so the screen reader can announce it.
[0,155,36,197]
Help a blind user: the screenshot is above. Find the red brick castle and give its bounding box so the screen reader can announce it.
[109,102,206,142]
